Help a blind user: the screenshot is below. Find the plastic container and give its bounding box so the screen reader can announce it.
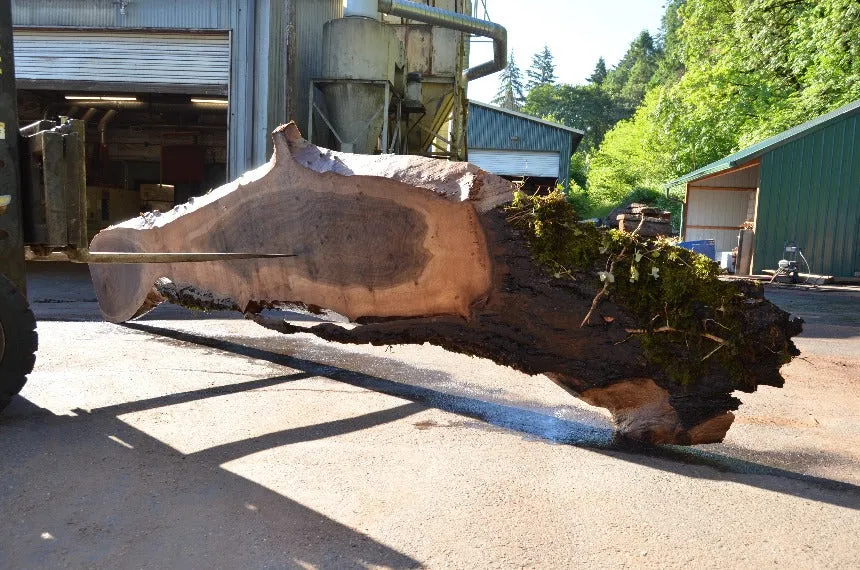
[678,239,716,261]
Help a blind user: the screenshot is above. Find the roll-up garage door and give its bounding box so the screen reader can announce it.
[13,28,230,95]
[468,149,560,178]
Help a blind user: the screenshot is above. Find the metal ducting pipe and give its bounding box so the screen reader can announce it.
[80,108,100,123]
[98,109,118,146]
[376,0,507,81]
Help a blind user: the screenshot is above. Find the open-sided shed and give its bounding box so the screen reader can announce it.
[668,99,860,277]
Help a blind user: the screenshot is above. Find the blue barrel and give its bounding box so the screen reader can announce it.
[678,239,716,260]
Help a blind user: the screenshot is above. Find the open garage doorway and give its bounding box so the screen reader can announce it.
[17,90,229,239]
[13,27,231,238]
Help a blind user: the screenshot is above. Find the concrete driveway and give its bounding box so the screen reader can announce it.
[1,263,859,568]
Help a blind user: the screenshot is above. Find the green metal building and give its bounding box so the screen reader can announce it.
[467,101,583,188]
[668,99,860,278]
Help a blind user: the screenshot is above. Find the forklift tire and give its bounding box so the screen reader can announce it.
[0,273,37,413]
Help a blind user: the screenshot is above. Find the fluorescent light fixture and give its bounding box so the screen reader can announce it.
[190,98,228,104]
[65,95,138,101]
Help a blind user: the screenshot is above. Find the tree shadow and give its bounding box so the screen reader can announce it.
[123,322,860,511]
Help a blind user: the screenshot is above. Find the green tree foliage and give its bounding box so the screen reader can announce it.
[522,83,615,151]
[492,51,526,110]
[526,45,558,90]
[585,0,859,221]
[511,0,857,224]
[602,31,662,118]
[652,0,686,86]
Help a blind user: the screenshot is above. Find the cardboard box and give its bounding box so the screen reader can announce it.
[143,200,175,213]
[140,183,175,202]
[86,186,143,239]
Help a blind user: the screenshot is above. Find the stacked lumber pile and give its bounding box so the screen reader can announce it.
[616,203,672,237]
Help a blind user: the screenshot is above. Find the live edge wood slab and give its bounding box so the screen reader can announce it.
[89,123,802,445]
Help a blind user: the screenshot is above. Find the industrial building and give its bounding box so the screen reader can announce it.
[10,0,504,235]
[466,100,583,188]
[669,99,860,278]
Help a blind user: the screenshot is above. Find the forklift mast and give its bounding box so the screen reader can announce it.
[0,0,26,292]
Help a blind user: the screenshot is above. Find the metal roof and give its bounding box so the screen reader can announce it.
[468,100,585,135]
[667,98,860,187]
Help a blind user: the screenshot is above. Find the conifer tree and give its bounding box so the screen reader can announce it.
[526,45,557,90]
[587,57,608,85]
[492,51,526,110]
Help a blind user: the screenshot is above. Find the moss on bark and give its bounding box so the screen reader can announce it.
[506,189,801,390]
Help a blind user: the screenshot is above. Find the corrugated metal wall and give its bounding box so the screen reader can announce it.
[467,103,573,186]
[295,0,343,141]
[226,0,290,174]
[14,29,230,93]
[250,0,289,165]
[468,150,560,177]
[12,0,230,29]
[754,112,860,277]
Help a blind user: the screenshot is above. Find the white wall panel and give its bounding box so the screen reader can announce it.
[686,189,755,227]
[684,188,757,256]
[468,150,560,177]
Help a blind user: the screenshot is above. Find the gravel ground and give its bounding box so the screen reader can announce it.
[1,263,858,569]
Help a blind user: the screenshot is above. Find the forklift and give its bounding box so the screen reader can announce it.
[0,0,105,410]
[0,0,37,410]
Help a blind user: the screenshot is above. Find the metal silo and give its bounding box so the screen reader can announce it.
[304,0,506,158]
[320,14,399,153]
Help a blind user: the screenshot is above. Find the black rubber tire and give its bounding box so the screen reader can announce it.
[0,273,38,413]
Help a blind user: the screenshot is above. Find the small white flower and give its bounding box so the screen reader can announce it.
[598,271,615,283]
[651,266,660,279]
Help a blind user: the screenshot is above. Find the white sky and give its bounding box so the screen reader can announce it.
[467,0,667,103]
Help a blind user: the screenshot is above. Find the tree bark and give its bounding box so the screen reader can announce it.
[89,123,802,445]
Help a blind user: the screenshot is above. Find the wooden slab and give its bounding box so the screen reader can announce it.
[90,124,510,324]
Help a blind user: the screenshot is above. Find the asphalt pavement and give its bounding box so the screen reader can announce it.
[1,263,858,568]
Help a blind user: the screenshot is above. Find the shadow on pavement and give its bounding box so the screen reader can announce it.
[123,322,860,512]
[0,395,424,569]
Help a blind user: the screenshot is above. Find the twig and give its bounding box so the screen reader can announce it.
[701,343,726,361]
[580,280,611,327]
[581,215,645,328]
[624,326,728,346]
[581,249,621,327]
[701,332,728,345]
[704,318,732,331]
